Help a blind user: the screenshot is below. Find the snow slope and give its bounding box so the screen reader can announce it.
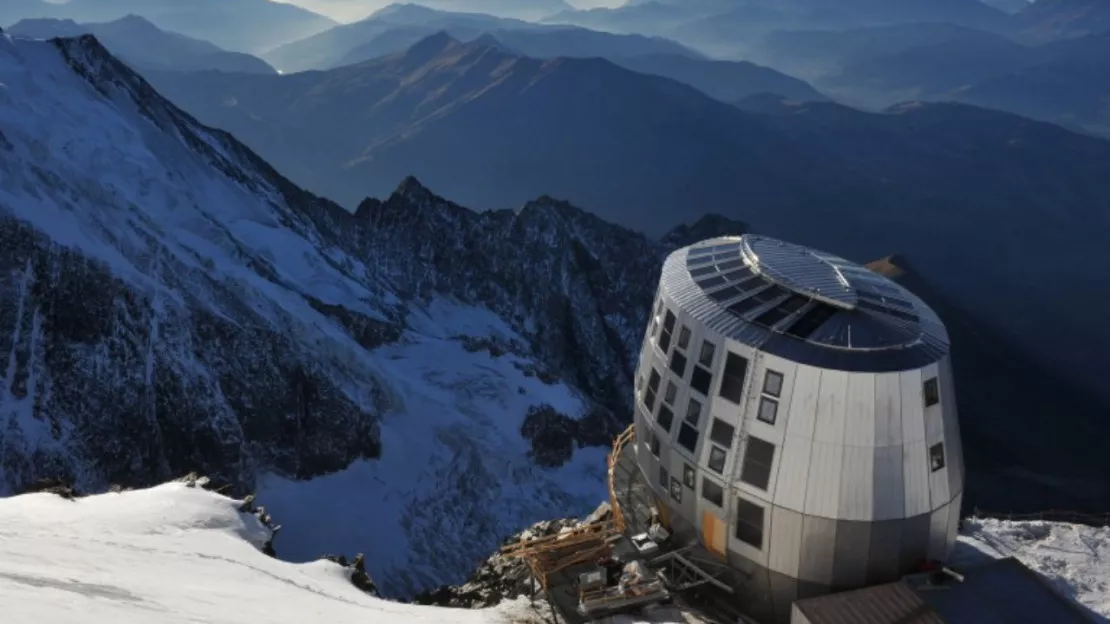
[0,482,542,624]
[258,300,608,597]
[959,518,1110,619]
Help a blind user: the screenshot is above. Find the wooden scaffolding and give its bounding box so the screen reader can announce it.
[499,424,637,591]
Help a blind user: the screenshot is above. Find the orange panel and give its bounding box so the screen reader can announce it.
[702,511,727,557]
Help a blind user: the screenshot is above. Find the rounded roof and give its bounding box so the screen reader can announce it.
[661,235,949,372]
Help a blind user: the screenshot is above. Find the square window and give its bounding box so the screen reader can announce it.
[642,426,653,449]
[635,374,644,392]
[648,369,661,392]
[657,404,674,432]
[718,352,749,404]
[663,310,676,333]
[707,446,727,474]
[763,370,784,398]
[758,397,779,425]
[734,498,765,549]
[650,318,658,339]
[659,464,669,488]
[698,341,715,367]
[924,377,940,407]
[677,326,691,350]
[930,442,946,472]
[701,477,724,507]
[664,381,678,405]
[669,350,687,378]
[691,366,713,396]
[685,398,702,427]
[683,463,695,489]
[655,298,664,316]
[659,328,672,354]
[644,388,657,411]
[678,422,699,454]
[650,433,660,457]
[740,437,775,490]
[670,477,682,503]
[709,418,735,448]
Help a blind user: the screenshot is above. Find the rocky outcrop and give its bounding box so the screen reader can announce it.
[411,502,612,609]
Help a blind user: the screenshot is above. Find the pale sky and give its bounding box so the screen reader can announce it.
[274,0,624,23]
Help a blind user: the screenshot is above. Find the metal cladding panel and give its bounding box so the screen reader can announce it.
[813,370,849,445]
[838,446,875,521]
[944,493,963,557]
[939,358,965,497]
[659,238,950,373]
[844,373,877,448]
[831,519,871,588]
[804,441,844,518]
[928,462,951,509]
[798,514,838,584]
[927,503,952,561]
[903,441,932,517]
[899,513,932,574]
[872,445,906,521]
[775,434,813,513]
[873,373,903,446]
[785,365,821,440]
[866,519,904,584]
[768,504,805,578]
[899,368,926,444]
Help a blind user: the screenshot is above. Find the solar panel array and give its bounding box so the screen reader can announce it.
[685,237,925,351]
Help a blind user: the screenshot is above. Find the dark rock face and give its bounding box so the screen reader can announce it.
[356,181,748,455]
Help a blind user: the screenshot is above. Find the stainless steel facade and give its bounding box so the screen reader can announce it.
[632,236,965,623]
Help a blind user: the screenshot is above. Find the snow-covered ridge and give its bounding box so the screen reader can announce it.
[0,28,748,599]
[0,481,544,624]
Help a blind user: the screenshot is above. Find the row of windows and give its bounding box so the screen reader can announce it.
[657,456,764,550]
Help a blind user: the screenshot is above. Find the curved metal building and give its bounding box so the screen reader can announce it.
[632,235,965,623]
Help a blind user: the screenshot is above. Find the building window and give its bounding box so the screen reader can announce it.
[763,370,784,398]
[709,418,735,449]
[735,498,765,549]
[650,318,659,340]
[659,464,669,488]
[702,477,724,507]
[677,326,691,350]
[660,310,676,353]
[683,463,696,489]
[691,366,713,396]
[678,422,699,454]
[657,404,674,432]
[655,298,664,317]
[669,350,688,378]
[698,340,715,367]
[664,380,678,406]
[707,446,727,474]
[930,442,946,472]
[924,377,940,407]
[685,398,702,427]
[650,432,660,457]
[635,374,644,392]
[670,477,683,502]
[645,368,661,411]
[757,397,779,425]
[740,437,775,490]
[718,352,749,404]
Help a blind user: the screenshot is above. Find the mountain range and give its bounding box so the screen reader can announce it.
[3,23,1110,599]
[263,3,711,72]
[0,0,336,53]
[777,25,1110,137]
[7,15,276,74]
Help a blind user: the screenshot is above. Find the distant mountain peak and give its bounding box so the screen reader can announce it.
[392,174,438,203]
[404,30,462,60]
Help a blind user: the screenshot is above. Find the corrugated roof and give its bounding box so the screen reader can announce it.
[794,581,945,624]
[668,236,949,372]
[908,557,1097,624]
